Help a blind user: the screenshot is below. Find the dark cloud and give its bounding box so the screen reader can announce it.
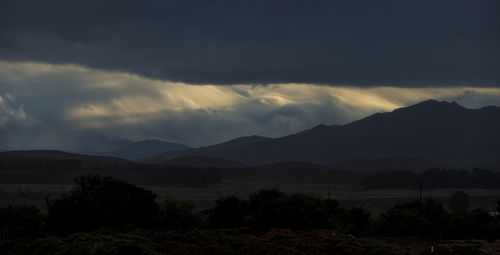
[1,0,499,86]
[1,61,500,150]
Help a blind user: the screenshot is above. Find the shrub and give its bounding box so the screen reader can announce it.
[377,200,450,238]
[248,189,290,229]
[0,204,43,240]
[208,196,248,228]
[448,190,470,213]
[47,175,159,234]
[284,193,329,230]
[160,197,200,230]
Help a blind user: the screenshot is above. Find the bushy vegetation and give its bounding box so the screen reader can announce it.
[2,174,500,252]
[0,204,44,240]
[378,199,500,241]
[46,175,160,234]
[206,189,371,235]
[159,197,200,230]
[363,168,500,189]
[377,199,451,238]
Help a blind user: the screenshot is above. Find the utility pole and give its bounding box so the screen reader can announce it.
[419,180,423,202]
[18,168,22,193]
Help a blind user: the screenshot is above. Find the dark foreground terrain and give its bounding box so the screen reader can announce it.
[2,228,499,255]
[2,175,500,254]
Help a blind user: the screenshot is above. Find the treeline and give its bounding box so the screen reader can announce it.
[1,175,500,241]
[218,163,367,184]
[362,168,500,189]
[0,156,220,187]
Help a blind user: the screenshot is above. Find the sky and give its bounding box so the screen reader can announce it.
[1,0,499,150]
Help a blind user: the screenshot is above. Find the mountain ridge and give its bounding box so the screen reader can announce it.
[0,150,129,162]
[95,139,190,160]
[147,100,500,166]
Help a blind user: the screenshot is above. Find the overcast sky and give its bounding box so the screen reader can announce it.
[1,0,499,150]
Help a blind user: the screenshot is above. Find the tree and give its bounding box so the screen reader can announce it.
[285,193,329,230]
[160,197,200,229]
[208,196,249,228]
[449,190,470,214]
[47,175,159,234]
[0,205,43,239]
[344,207,371,236]
[378,200,450,238]
[248,189,290,229]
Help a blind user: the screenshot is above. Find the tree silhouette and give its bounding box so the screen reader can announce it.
[0,205,43,239]
[208,196,249,228]
[449,190,470,213]
[47,175,159,234]
[160,197,200,230]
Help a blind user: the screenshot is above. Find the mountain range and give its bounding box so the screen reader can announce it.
[147,100,500,167]
[3,100,499,171]
[89,139,190,160]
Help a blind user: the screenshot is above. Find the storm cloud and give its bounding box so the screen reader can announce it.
[1,60,500,151]
[1,0,499,86]
[1,1,500,150]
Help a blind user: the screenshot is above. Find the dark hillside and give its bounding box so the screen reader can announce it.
[158,100,500,166]
[0,152,220,187]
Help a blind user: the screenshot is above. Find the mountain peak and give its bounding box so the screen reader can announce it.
[413,99,460,107]
[396,99,466,113]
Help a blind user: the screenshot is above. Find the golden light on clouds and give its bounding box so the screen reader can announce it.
[2,60,500,133]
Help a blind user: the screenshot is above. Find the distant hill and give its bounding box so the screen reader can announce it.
[0,151,220,187]
[330,157,447,173]
[147,135,271,162]
[156,100,500,167]
[154,156,246,168]
[93,139,191,160]
[0,150,128,162]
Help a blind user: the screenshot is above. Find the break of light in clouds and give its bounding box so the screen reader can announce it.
[1,60,500,150]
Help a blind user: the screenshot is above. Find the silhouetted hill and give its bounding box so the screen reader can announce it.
[156,156,247,168]
[0,152,220,187]
[96,139,190,160]
[330,157,447,173]
[0,150,128,162]
[160,100,500,166]
[147,135,271,161]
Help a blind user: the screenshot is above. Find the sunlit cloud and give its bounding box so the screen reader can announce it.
[1,60,500,150]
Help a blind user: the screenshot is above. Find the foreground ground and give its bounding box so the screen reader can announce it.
[1,228,498,255]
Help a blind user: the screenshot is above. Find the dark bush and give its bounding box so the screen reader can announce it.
[248,189,290,229]
[344,207,371,236]
[208,196,248,228]
[47,175,159,234]
[160,197,200,230]
[0,204,43,240]
[448,190,470,213]
[207,189,369,232]
[377,200,450,238]
[283,193,329,230]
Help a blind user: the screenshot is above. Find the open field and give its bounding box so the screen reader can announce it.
[2,181,500,215]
